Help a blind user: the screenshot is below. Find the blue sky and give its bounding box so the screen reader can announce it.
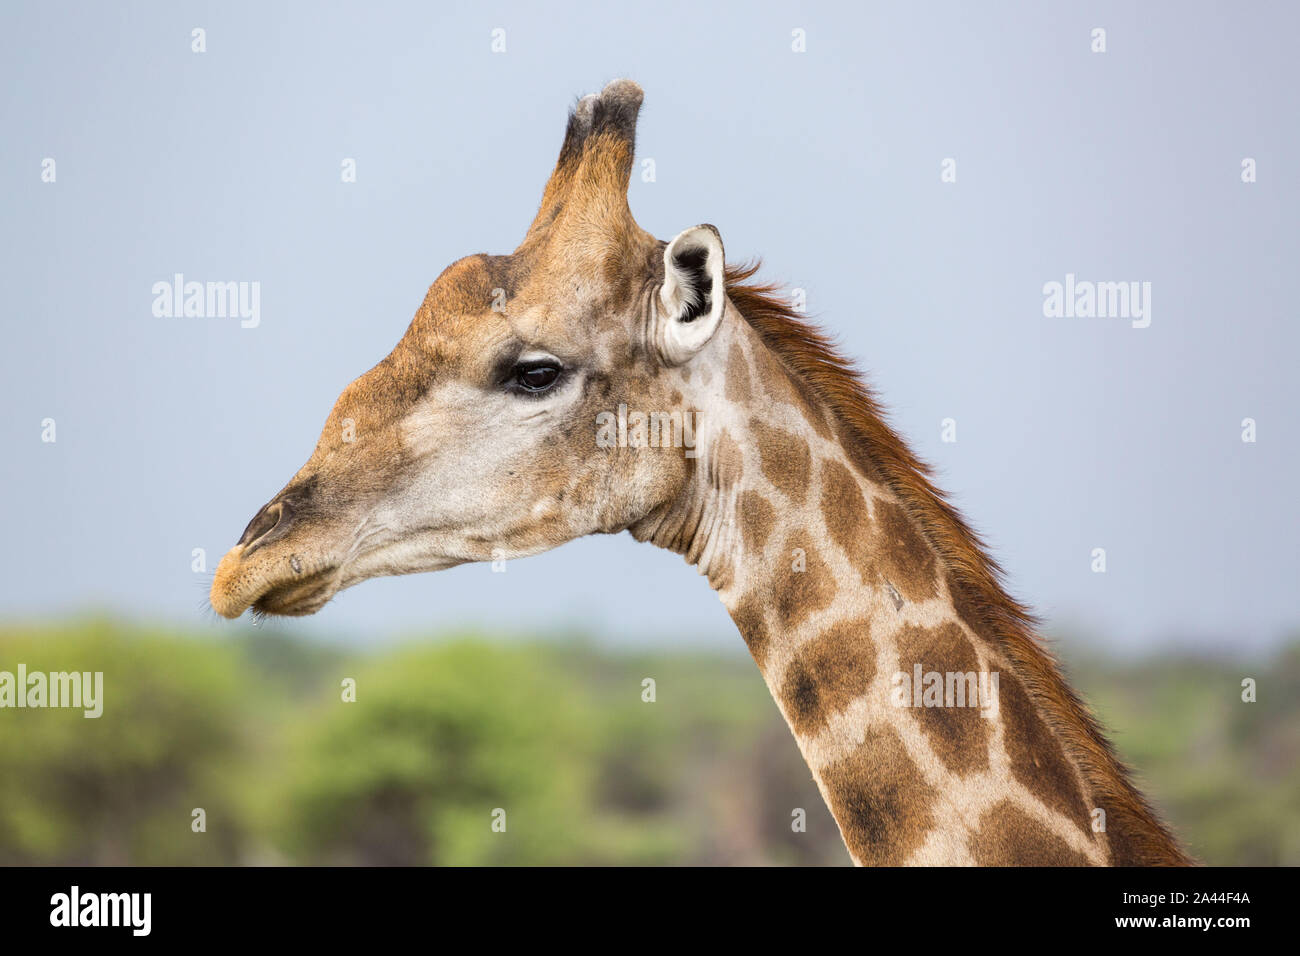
[1,1,1296,654]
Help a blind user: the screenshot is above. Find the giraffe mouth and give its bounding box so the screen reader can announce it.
[211,529,463,621]
[250,566,341,617]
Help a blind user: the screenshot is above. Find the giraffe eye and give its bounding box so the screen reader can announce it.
[511,361,562,393]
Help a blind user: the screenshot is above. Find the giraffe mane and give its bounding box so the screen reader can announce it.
[724,261,1193,866]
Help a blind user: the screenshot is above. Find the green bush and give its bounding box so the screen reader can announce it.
[271,640,601,864]
[0,618,251,864]
[1,618,1294,865]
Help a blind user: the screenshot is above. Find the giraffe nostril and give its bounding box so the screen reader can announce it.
[238,500,291,550]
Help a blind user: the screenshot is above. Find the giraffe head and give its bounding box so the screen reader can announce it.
[211,80,731,618]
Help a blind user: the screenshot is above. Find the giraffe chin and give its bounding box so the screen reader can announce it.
[250,567,341,618]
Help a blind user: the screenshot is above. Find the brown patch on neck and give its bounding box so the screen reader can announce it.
[818,457,873,565]
[726,342,752,403]
[753,322,835,440]
[737,490,774,555]
[732,594,770,668]
[750,418,811,504]
[818,460,939,608]
[820,726,937,865]
[871,499,938,602]
[971,801,1093,866]
[997,669,1091,832]
[773,536,835,631]
[894,623,991,775]
[780,618,876,737]
[712,428,745,484]
[726,262,1193,866]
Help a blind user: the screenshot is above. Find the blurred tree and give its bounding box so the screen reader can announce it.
[0,618,251,864]
[273,640,669,864]
[1069,639,1300,866]
[0,619,1294,866]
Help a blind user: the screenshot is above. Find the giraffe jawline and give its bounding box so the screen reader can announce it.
[234,546,463,620]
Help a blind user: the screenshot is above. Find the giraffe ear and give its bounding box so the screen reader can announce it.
[655,224,726,366]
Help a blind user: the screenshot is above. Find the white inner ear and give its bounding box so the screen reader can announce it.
[657,225,726,366]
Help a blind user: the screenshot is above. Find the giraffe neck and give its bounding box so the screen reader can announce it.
[636,307,1125,865]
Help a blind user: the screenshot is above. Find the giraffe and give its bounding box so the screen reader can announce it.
[210,79,1191,866]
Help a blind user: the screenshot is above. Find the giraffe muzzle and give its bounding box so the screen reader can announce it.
[211,480,344,618]
[210,538,342,619]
